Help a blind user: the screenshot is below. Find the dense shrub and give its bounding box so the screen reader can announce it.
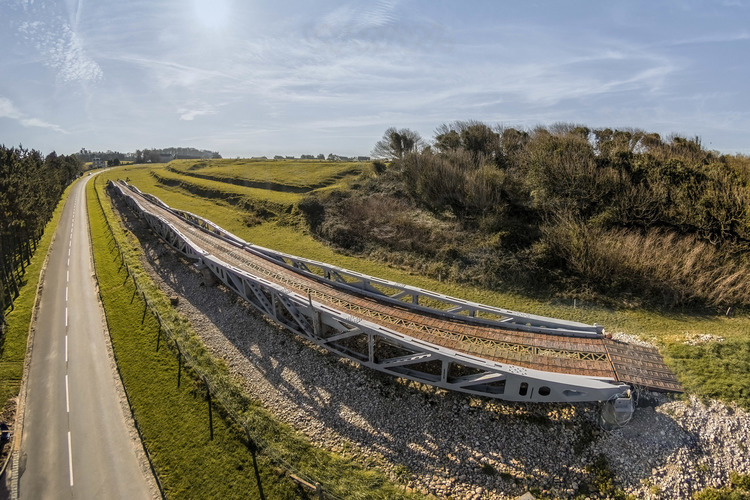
[540,213,750,307]
[297,195,326,231]
[315,191,458,256]
[300,122,750,308]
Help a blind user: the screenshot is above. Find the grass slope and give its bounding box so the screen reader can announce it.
[89,175,422,499]
[98,163,750,410]
[152,167,302,206]
[168,159,364,190]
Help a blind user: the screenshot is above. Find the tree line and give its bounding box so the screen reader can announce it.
[300,122,749,308]
[75,147,221,165]
[1,145,82,325]
[372,122,749,246]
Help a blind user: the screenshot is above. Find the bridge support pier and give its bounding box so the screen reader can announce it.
[196,262,219,286]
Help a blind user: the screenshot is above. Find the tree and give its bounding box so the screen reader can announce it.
[459,121,501,165]
[434,125,461,153]
[433,121,501,167]
[1,145,80,315]
[372,127,425,160]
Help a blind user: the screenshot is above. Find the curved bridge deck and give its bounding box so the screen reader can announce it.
[110,181,681,403]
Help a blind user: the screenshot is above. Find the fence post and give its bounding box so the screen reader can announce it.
[245,427,266,500]
[141,292,148,324]
[204,376,214,440]
[177,350,182,388]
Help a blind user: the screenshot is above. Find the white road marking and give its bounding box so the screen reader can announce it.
[65,374,70,412]
[68,248,71,257]
[66,286,68,302]
[65,307,68,327]
[68,431,74,487]
[65,335,68,363]
[67,270,69,282]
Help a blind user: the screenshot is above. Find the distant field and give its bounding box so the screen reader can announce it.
[168,158,365,191]
[122,159,366,218]
[99,161,750,410]
[151,167,301,206]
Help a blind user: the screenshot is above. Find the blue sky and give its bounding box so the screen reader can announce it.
[1,0,748,158]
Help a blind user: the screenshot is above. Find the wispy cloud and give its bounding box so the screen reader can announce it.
[18,16,102,83]
[178,102,218,121]
[665,31,750,47]
[308,0,448,53]
[0,97,66,133]
[114,55,242,90]
[313,0,399,41]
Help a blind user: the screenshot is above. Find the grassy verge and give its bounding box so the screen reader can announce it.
[89,175,423,498]
[0,181,74,412]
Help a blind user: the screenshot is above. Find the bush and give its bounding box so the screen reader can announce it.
[297,196,326,231]
[731,472,750,491]
[302,121,750,310]
[540,213,750,307]
[372,160,387,174]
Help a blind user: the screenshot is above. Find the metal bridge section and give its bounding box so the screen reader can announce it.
[109,181,681,404]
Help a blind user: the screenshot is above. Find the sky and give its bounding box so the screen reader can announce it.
[0,0,748,158]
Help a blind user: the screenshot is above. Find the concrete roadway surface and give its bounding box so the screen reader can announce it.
[14,174,156,499]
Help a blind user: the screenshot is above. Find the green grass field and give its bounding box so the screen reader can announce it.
[152,166,302,206]
[167,158,364,190]
[88,174,423,499]
[98,162,750,411]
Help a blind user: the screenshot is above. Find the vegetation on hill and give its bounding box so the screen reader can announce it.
[300,122,750,310]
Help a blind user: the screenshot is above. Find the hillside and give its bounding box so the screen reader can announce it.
[302,123,750,311]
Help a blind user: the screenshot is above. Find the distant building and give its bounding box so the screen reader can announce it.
[92,157,105,168]
[357,156,371,161]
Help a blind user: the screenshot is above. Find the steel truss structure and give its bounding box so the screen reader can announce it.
[111,181,632,404]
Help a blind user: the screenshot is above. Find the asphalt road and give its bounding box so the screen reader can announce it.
[17,175,155,499]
